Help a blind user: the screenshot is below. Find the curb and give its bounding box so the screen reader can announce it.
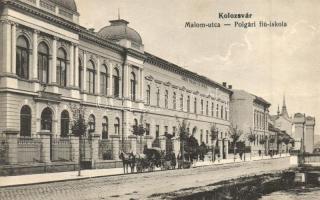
[0,156,290,189]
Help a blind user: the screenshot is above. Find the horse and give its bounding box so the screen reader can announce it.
[135,153,148,173]
[119,151,135,174]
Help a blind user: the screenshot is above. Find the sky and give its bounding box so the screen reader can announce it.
[75,0,320,135]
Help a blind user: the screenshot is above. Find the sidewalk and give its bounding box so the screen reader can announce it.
[0,154,290,188]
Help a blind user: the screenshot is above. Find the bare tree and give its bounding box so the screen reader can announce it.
[229,125,243,162]
[210,123,219,162]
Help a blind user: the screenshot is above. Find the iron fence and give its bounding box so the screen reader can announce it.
[0,136,8,165]
[51,137,72,162]
[17,136,41,163]
[98,139,113,160]
[119,140,132,153]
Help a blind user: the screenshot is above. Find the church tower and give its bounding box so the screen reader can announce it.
[281,95,289,119]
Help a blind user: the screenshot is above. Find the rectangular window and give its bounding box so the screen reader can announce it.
[173,126,176,137]
[164,126,168,134]
[146,123,150,135]
[206,130,209,144]
[156,125,160,138]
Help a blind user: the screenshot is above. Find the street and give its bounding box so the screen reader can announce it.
[0,157,290,200]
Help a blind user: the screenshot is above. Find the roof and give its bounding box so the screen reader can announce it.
[98,19,143,45]
[48,0,77,12]
[253,95,271,107]
[144,52,233,95]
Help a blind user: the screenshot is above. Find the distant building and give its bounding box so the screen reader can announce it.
[269,96,293,136]
[230,90,271,155]
[293,113,316,153]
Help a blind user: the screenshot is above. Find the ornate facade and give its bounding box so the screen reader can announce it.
[0,0,232,146]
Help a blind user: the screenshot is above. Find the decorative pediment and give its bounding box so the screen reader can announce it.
[180,86,186,91]
[164,81,171,86]
[193,91,200,95]
[172,85,179,89]
[145,75,154,81]
[154,79,162,84]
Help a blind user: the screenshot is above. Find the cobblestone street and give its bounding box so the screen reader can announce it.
[0,157,291,200]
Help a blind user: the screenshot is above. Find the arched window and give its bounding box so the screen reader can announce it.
[113,68,120,97]
[194,98,197,114]
[211,102,214,117]
[60,110,69,137]
[57,48,67,87]
[173,92,176,110]
[187,96,190,112]
[206,131,209,144]
[200,131,203,143]
[88,114,95,133]
[165,90,168,108]
[78,58,82,89]
[130,72,136,101]
[216,103,219,117]
[20,105,31,137]
[38,42,49,83]
[87,61,95,94]
[156,88,160,107]
[100,64,108,95]
[180,94,183,111]
[206,101,209,116]
[41,107,53,131]
[102,117,108,139]
[225,106,228,120]
[201,99,204,114]
[16,36,29,79]
[221,105,224,119]
[134,119,138,126]
[146,85,151,105]
[114,117,120,135]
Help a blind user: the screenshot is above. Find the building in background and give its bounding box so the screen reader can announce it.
[229,90,271,155]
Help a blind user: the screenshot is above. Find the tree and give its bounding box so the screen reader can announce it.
[70,103,88,176]
[131,115,146,152]
[247,128,256,160]
[177,118,190,167]
[259,136,267,158]
[229,125,243,162]
[210,123,219,162]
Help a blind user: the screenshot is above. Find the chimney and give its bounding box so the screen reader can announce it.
[222,82,227,87]
[228,85,233,89]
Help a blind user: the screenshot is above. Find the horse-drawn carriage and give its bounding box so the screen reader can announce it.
[119,147,177,174]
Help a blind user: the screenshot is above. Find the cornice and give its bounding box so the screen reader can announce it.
[145,52,232,95]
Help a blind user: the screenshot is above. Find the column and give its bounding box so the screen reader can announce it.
[91,134,100,168]
[74,45,79,87]
[136,68,140,101]
[4,129,19,164]
[128,135,137,154]
[123,64,129,99]
[305,117,315,153]
[69,43,74,87]
[32,30,39,80]
[83,52,87,92]
[1,19,11,74]
[110,135,120,160]
[11,22,16,74]
[38,130,52,163]
[140,68,144,102]
[51,37,57,84]
[96,58,100,95]
[70,135,79,163]
[108,62,113,96]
